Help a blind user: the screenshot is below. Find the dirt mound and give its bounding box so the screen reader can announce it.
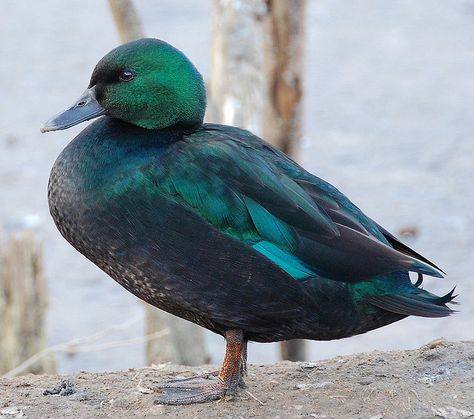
[1,339,473,418]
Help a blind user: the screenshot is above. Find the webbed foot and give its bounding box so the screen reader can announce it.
[155,330,246,405]
[155,374,232,405]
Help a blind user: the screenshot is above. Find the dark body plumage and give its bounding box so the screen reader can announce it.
[48,117,453,343]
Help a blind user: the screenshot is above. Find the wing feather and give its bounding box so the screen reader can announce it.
[146,127,443,282]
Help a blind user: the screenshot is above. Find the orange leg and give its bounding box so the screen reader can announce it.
[156,329,245,405]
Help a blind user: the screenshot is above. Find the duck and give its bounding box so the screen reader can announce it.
[42,38,455,405]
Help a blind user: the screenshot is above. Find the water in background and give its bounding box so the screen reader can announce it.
[0,0,472,373]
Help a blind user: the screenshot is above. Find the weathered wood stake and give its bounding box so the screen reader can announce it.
[145,306,209,366]
[210,0,307,361]
[108,0,144,42]
[0,231,56,374]
[262,0,305,156]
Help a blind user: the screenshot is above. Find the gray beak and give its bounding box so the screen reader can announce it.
[41,87,107,133]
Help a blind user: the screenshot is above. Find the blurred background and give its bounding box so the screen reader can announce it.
[0,0,473,376]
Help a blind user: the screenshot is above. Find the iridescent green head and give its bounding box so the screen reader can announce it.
[42,38,206,132]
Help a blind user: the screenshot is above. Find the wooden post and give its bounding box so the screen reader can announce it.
[208,0,267,132]
[209,0,305,154]
[0,232,56,374]
[265,0,306,361]
[108,0,144,42]
[262,0,305,156]
[108,0,210,366]
[145,307,209,366]
[210,0,307,361]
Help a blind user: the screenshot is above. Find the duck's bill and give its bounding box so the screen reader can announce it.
[41,87,107,133]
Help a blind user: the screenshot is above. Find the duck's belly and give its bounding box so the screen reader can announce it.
[48,157,309,339]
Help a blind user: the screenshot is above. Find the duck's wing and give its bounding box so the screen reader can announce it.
[149,126,443,283]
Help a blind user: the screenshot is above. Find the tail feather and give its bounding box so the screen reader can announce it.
[432,287,458,305]
[413,273,424,288]
[367,289,457,318]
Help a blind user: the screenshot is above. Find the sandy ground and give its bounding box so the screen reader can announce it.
[0,339,473,418]
[1,0,473,373]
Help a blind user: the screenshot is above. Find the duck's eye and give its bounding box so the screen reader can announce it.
[119,70,134,82]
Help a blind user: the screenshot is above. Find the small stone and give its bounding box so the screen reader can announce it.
[136,381,154,394]
[0,407,25,417]
[43,379,75,396]
[357,378,374,386]
[300,362,318,369]
[432,406,474,418]
[294,382,331,390]
[425,338,448,350]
